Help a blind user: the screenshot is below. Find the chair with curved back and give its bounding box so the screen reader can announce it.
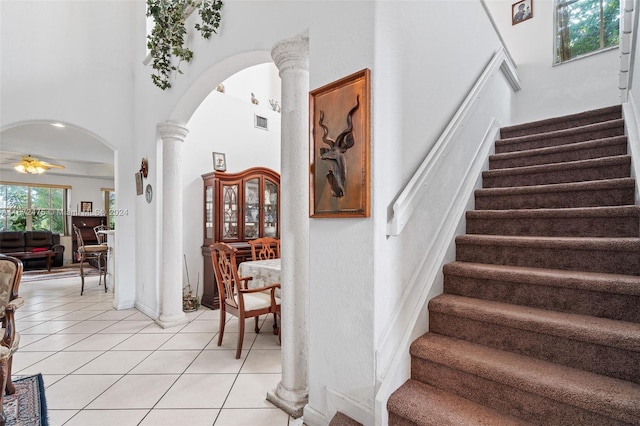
[248,237,280,261]
[0,254,24,426]
[210,242,280,359]
[73,224,108,295]
[93,224,109,245]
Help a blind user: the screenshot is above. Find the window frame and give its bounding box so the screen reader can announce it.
[0,182,70,234]
[553,0,620,65]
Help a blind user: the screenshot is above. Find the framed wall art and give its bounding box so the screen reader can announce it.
[135,171,144,195]
[213,152,227,172]
[309,68,371,218]
[512,0,533,25]
[80,201,93,213]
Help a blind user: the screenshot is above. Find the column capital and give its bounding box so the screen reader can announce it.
[271,36,309,75]
[157,121,189,143]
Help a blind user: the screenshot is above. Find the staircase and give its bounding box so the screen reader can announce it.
[387,105,640,425]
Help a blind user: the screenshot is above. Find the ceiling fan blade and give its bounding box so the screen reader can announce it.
[39,161,65,169]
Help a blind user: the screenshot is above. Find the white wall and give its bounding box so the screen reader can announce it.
[182,65,282,301]
[485,0,622,123]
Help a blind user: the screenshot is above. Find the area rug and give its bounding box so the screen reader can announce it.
[21,265,100,283]
[3,374,48,426]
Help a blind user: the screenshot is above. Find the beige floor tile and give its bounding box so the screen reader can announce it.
[86,374,179,409]
[47,410,79,426]
[18,333,49,348]
[112,333,173,350]
[20,320,80,334]
[45,374,123,409]
[19,351,103,375]
[128,350,200,374]
[223,374,281,409]
[193,309,220,320]
[139,408,219,426]
[179,319,221,333]
[98,320,153,334]
[121,311,153,321]
[19,310,76,321]
[55,310,105,321]
[57,320,116,334]
[19,333,91,352]
[241,349,282,374]
[41,374,66,388]
[81,301,118,311]
[185,349,247,374]
[215,408,290,425]
[252,332,282,349]
[158,332,214,350]
[155,374,236,409]
[74,350,153,374]
[64,409,149,425]
[64,333,132,351]
[138,322,181,334]
[16,320,46,332]
[89,310,138,321]
[12,351,56,374]
[204,332,250,350]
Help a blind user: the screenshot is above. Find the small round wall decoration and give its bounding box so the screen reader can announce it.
[145,184,153,203]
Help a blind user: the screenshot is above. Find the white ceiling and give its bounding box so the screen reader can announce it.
[0,122,114,179]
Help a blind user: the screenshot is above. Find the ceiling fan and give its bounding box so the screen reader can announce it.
[14,155,65,174]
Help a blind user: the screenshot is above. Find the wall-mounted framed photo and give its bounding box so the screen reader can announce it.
[213,152,227,172]
[80,201,93,213]
[135,171,144,195]
[309,68,371,218]
[512,0,533,25]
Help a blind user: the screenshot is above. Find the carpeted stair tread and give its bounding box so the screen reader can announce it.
[494,119,625,154]
[388,379,534,426]
[500,105,622,138]
[410,334,640,425]
[443,262,640,322]
[455,235,640,275]
[466,206,640,237]
[328,411,363,426]
[429,294,640,352]
[483,155,631,188]
[474,177,635,210]
[489,135,627,170]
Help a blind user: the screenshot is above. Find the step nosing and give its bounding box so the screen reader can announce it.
[490,135,627,160]
[475,178,635,196]
[456,234,640,250]
[483,155,630,177]
[466,206,640,219]
[500,106,622,134]
[496,119,625,145]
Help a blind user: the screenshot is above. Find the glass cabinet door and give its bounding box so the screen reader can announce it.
[222,184,239,240]
[244,178,260,239]
[205,185,214,240]
[263,179,278,237]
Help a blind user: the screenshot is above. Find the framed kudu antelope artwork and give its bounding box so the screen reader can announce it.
[309,68,370,218]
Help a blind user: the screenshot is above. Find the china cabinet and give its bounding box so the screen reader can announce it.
[201,167,280,309]
[71,215,107,263]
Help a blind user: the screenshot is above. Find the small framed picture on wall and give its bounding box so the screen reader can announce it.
[213,152,227,172]
[512,0,533,25]
[80,201,93,213]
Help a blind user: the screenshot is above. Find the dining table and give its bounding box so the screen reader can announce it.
[237,258,282,296]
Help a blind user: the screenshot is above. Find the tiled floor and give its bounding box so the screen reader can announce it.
[13,273,300,426]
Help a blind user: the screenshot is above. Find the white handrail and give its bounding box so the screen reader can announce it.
[386,47,520,236]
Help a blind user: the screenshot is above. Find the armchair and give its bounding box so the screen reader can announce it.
[0,255,24,426]
[248,237,280,261]
[210,242,280,359]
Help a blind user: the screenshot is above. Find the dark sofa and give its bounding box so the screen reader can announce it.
[0,231,65,269]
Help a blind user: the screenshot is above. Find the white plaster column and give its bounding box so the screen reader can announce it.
[267,35,310,418]
[156,121,189,329]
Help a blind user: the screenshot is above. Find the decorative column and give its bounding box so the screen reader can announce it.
[267,35,310,417]
[156,121,189,328]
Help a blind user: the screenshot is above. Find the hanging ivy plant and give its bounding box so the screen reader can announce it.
[146,0,223,90]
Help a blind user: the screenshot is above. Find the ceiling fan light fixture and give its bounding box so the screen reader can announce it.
[13,155,64,174]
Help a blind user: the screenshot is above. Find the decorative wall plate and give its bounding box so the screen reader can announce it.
[145,184,153,203]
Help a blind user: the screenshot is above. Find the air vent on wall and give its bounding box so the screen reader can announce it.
[254,114,268,130]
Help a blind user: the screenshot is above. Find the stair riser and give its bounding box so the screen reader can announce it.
[411,358,628,426]
[443,274,640,323]
[455,243,640,275]
[475,187,635,210]
[495,125,624,154]
[466,215,639,237]
[489,141,627,170]
[500,108,622,139]
[483,162,631,188]
[429,312,640,384]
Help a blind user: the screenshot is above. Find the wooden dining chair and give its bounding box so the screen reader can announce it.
[210,242,280,359]
[248,237,280,261]
[0,254,24,426]
[73,224,108,295]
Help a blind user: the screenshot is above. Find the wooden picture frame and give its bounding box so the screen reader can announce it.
[512,0,533,25]
[213,152,227,172]
[309,68,371,218]
[80,201,93,213]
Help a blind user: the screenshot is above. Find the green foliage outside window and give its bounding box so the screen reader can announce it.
[556,0,620,63]
[0,184,66,233]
